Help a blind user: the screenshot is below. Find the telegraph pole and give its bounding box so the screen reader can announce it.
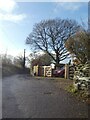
[88,2,90,62]
[23,49,26,69]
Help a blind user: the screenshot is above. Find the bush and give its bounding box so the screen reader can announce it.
[1,54,30,77]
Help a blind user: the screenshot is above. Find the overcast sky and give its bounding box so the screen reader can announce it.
[0,0,88,63]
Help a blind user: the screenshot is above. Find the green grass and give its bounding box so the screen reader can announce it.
[66,85,89,103]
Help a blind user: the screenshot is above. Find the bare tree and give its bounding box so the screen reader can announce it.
[14,55,24,68]
[26,19,81,66]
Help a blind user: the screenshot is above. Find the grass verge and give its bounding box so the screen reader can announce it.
[66,85,90,104]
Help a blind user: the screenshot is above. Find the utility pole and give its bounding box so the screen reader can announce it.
[88,2,90,62]
[23,49,26,69]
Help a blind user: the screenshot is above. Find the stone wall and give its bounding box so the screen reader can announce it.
[73,62,90,90]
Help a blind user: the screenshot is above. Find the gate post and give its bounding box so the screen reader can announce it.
[65,64,69,79]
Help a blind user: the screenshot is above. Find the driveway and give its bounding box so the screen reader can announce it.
[2,74,88,118]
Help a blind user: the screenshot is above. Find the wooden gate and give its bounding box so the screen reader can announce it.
[44,66,52,77]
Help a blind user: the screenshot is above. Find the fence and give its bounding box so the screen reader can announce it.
[33,65,44,76]
[33,65,52,77]
[33,64,75,79]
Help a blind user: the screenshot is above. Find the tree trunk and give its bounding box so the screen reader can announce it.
[55,53,60,69]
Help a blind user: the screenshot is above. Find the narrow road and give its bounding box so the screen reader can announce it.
[2,75,88,118]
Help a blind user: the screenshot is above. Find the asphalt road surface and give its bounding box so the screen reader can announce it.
[2,74,88,118]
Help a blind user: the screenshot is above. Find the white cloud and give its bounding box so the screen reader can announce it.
[58,2,81,11]
[0,13,26,22]
[53,2,84,13]
[0,0,26,22]
[0,0,17,13]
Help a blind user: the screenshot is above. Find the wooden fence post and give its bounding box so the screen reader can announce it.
[44,66,46,77]
[65,64,69,79]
